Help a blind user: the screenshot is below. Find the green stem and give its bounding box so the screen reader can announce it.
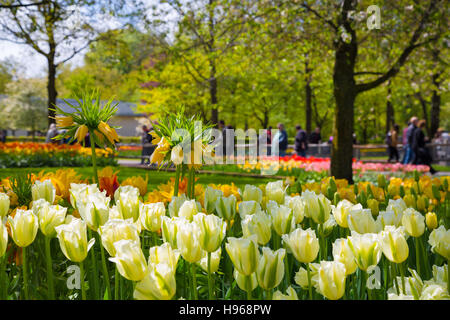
[307,263,312,300]
[88,229,100,299]
[174,165,181,197]
[399,262,406,295]
[79,261,86,300]
[447,259,450,295]
[97,234,111,300]
[207,252,214,300]
[265,289,272,300]
[414,237,421,277]
[44,236,55,299]
[89,130,99,185]
[0,255,5,299]
[191,263,198,300]
[284,255,290,290]
[391,262,400,295]
[22,246,29,300]
[114,266,119,300]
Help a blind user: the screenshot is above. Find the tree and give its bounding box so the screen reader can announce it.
[300,0,445,182]
[0,0,146,125]
[0,78,47,136]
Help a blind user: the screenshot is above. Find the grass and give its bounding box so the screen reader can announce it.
[0,166,278,191]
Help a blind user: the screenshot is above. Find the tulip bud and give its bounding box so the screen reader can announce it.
[347,232,382,271]
[426,212,438,230]
[414,170,420,182]
[38,203,67,238]
[378,174,386,189]
[0,192,10,218]
[204,186,223,214]
[285,195,305,224]
[399,185,406,198]
[273,286,298,300]
[197,247,221,273]
[215,195,237,222]
[332,238,357,275]
[282,228,319,263]
[432,185,441,201]
[176,219,203,263]
[380,226,409,264]
[401,208,425,237]
[161,216,181,249]
[8,209,39,247]
[265,181,286,205]
[241,212,272,246]
[168,194,187,218]
[194,212,227,253]
[134,262,176,300]
[238,201,262,219]
[140,202,165,232]
[225,235,259,276]
[270,203,295,236]
[233,270,258,293]
[55,218,95,262]
[0,222,7,258]
[347,204,377,234]
[98,219,140,256]
[428,226,450,260]
[109,239,147,281]
[367,199,379,216]
[332,199,353,228]
[318,261,347,300]
[416,195,428,213]
[403,194,416,209]
[242,184,263,203]
[256,247,285,290]
[114,186,140,222]
[32,180,56,204]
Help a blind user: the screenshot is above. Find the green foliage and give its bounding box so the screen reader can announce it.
[9,173,33,206]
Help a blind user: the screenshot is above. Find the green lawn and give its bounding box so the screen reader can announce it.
[0,166,278,191]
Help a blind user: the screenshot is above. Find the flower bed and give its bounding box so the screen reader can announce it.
[0,142,117,168]
[0,168,448,300]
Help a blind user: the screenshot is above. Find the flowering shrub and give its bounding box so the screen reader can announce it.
[0,142,117,168]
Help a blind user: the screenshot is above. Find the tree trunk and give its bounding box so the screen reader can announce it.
[47,58,57,126]
[330,0,357,183]
[385,81,394,132]
[305,57,312,133]
[430,72,441,138]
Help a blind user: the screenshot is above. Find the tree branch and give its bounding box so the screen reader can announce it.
[301,2,338,31]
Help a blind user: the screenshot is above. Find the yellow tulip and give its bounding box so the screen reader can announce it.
[176,219,203,263]
[241,211,272,246]
[170,144,184,165]
[238,200,262,219]
[282,228,319,263]
[318,261,347,300]
[380,226,409,264]
[55,218,95,262]
[302,190,331,224]
[76,190,110,231]
[425,212,438,230]
[347,204,377,234]
[98,121,119,144]
[428,226,450,260]
[294,263,319,289]
[148,242,180,271]
[215,194,237,222]
[8,209,39,247]
[197,247,221,273]
[204,186,223,214]
[178,199,199,221]
[161,216,181,249]
[37,201,67,238]
[109,239,147,281]
[194,212,226,253]
[332,238,357,275]
[273,286,298,300]
[367,199,379,216]
[256,247,285,290]
[225,235,259,276]
[233,270,258,293]
[74,124,89,143]
[268,202,295,236]
[168,194,188,218]
[114,186,140,222]
[0,192,10,218]
[0,221,7,258]
[401,208,425,237]
[419,283,450,300]
[140,202,165,232]
[332,199,353,228]
[265,180,286,205]
[133,262,176,300]
[32,180,56,204]
[242,184,263,203]
[98,219,140,257]
[347,232,382,271]
[285,195,305,224]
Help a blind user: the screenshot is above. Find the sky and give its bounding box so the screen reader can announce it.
[0,0,178,78]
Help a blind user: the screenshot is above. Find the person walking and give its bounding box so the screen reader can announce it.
[412,120,437,174]
[294,124,308,157]
[403,116,418,164]
[272,123,288,156]
[141,125,153,165]
[386,124,400,162]
[400,120,410,163]
[45,123,59,144]
[309,127,321,144]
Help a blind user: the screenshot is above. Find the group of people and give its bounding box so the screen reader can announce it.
[386,116,439,174]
